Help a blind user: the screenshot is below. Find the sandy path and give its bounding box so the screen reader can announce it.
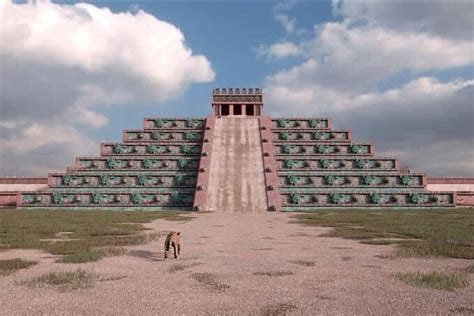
[0,212,473,315]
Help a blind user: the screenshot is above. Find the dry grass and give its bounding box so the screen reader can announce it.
[295,208,474,259]
[190,272,230,293]
[397,271,469,291]
[253,271,293,277]
[259,302,297,316]
[0,258,37,276]
[290,260,315,267]
[168,263,201,273]
[0,209,190,263]
[21,269,97,290]
[465,264,474,274]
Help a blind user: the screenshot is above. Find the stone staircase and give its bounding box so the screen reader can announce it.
[206,117,267,212]
[18,118,207,208]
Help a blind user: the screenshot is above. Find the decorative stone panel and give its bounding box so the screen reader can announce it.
[100,143,202,156]
[275,143,372,155]
[123,130,204,142]
[19,191,195,207]
[49,173,198,188]
[75,157,200,171]
[278,174,424,187]
[273,131,350,142]
[280,191,454,208]
[143,118,205,129]
[271,118,331,129]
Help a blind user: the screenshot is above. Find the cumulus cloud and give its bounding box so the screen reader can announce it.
[333,0,474,40]
[267,77,474,176]
[268,23,473,92]
[257,41,302,60]
[263,1,474,176]
[0,0,214,175]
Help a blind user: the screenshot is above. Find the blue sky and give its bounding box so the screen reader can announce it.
[95,1,335,129]
[0,0,473,176]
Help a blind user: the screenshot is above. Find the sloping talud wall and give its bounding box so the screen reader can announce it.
[17,118,208,208]
[258,117,456,210]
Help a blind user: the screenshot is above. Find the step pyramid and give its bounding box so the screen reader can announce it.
[18,88,455,209]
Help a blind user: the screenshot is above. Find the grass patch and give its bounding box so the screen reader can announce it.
[290,259,315,267]
[253,271,293,277]
[360,239,397,245]
[0,258,37,276]
[58,247,127,263]
[259,303,297,316]
[21,269,97,290]
[59,251,104,263]
[190,272,230,293]
[293,208,474,259]
[0,209,190,263]
[464,264,474,273]
[397,271,469,291]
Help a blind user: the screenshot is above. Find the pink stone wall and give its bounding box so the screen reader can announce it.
[192,116,216,211]
[259,116,282,211]
[426,178,474,193]
[0,177,47,184]
[0,192,18,207]
[427,178,474,184]
[456,192,474,206]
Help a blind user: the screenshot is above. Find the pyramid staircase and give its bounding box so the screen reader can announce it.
[259,117,455,210]
[18,118,209,208]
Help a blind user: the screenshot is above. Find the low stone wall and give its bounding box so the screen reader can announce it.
[0,177,48,193]
[456,192,474,206]
[426,178,474,192]
[0,192,18,207]
[0,177,47,184]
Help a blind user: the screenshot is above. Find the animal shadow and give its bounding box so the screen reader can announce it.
[127,249,164,262]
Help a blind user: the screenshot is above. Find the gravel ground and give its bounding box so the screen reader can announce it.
[0,211,473,315]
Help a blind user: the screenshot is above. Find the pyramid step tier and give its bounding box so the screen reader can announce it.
[49,173,198,188]
[271,130,351,142]
[19,190,195,208]
[277,174,426,188]
[271,118,331,129]
[75,157,200,171]
[143,118,205,129]
[276,157,398,171]
[123,130,204,142]
[100,143,202,156]
[279,191,455,208]
[274,143,373,155]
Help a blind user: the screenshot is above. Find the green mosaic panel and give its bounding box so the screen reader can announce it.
[278,174,423,187]
[275,144,371,155]
[271,119,330,129]
[102,144,202,156]
[274,131,349,142]
[124,131,203,142]
[280,192,454,207]
[278,158,397,170]
[77,158,200,171]
[20,191,195,207]
[144,118,205,129]
[51,174,197,188]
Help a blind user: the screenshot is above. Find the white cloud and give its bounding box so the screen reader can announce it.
[266,77,474,176]
[257,41,302,60]
[267,23,473,92]
[0,0,214,175]
[263,1,474,176]
[333,0,474,40]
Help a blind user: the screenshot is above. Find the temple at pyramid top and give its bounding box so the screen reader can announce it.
[212,88,263,117]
